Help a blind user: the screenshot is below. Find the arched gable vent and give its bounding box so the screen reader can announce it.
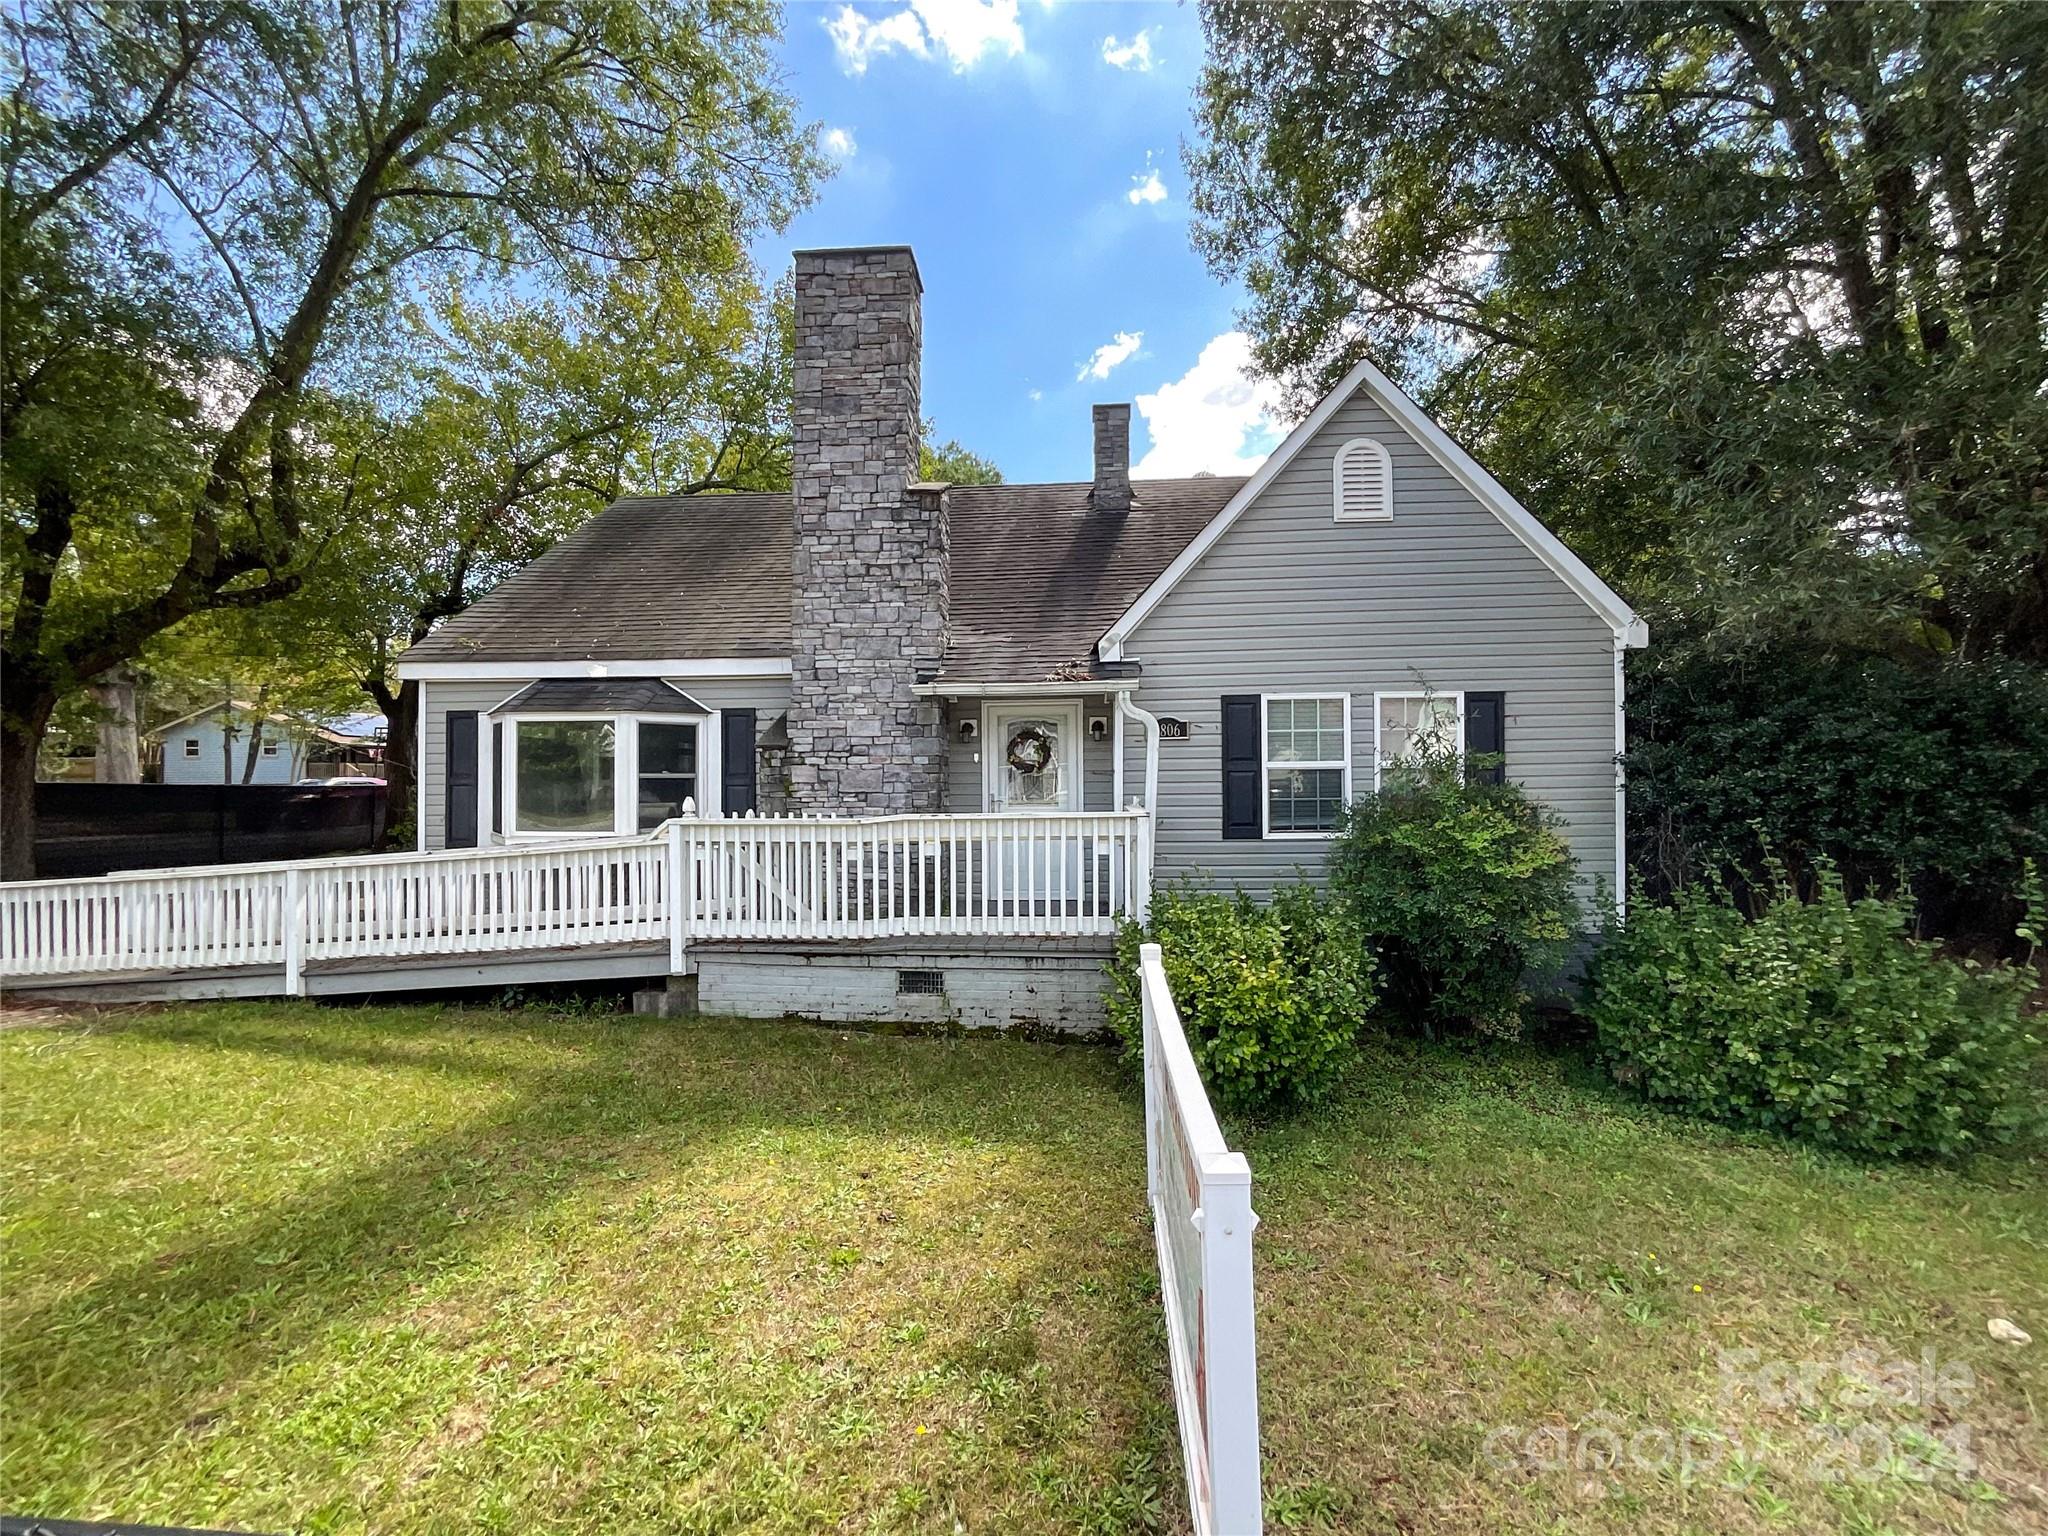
[1332,437,1393,522]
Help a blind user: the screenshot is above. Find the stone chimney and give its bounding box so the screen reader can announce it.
[786,246,946,814]
[1090,402,1132,512]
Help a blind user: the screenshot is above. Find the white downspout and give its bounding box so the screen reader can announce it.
[1116,689,1161,822]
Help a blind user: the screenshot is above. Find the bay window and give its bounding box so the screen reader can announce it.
[512,719,618,833]
[486,680,718,839]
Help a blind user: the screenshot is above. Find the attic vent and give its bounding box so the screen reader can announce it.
[1333,437,1393,523]
[897,968,945,996]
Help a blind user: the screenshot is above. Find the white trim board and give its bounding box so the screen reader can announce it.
[1096,355,1649,658]
[393,657,792,681]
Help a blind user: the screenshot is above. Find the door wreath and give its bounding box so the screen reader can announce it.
[1005,724,1056,774]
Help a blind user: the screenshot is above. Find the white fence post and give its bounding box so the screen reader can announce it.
[283,866,306,997]
[1139,940,1261,1535]
[1132,808,1155,922]
[667,817,687,975]
[1200,1155,1261,1534]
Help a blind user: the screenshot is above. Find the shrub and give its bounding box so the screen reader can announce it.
[1625,647,2048,943]
[1106,883,1373,1115]
[1588,870,2043,1158]
[1326,745,1580,1035]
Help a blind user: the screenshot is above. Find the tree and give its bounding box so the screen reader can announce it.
[1188,1,2048,660]
[2,0,818,878]
[293,262,794,839]
[921,422,1003,485]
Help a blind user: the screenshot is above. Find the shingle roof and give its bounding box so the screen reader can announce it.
[402,493,793,665]
[402,478,1248,683]
[937,478,1245,684]
[492,678,710,713]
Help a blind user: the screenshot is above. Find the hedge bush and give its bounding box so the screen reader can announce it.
[1625,647,2048,943]
[1106,883,1373,1115]
[1588,870,2043,1158]
[1326,745,1580,1035]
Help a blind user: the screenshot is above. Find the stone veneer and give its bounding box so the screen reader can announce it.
[786,246,947,814]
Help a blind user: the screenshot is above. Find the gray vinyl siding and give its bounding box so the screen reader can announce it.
[1125,389,1620,909]
[939,696,1118,813]
[419,674,792,850]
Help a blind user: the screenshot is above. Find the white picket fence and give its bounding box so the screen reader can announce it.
[0,810,1152,990]
[1140,940,1262,1535]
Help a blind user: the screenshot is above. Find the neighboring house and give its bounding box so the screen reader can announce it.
[396,245,1644,914]
[152,703,385,785]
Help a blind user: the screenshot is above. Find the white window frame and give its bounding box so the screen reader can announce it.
[1259,692,1353,840]
[492,709,720,842]
[260,740,280,758]
[1332,437,1394,523]
[182,738,201,758]
[1371,690,1465,789]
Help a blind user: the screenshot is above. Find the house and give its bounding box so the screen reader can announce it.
[393,245,1644,1024]
[152,703,385,785]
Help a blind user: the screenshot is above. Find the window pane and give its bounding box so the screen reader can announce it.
[637,722,698,830]
[1267,767,1344,833]
[1380,695,1458,768]
[1267,697,1345,764]
[515,720,615,832]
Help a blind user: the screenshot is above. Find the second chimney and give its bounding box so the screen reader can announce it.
[1090,402,1132,513]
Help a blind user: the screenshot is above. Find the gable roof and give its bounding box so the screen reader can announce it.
[1095,355,1648,659]
[396,479,1242,684]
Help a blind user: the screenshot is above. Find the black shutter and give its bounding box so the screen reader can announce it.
[445,710,479,847]
[1466,692,1506,784]
[490,721,503,834]
[1220,694,1263,839]
[720,708,758,814]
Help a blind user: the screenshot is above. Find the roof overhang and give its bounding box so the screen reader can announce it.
[1095,355,1648,659]
[912,679,1135,699]
[393,656,792,682]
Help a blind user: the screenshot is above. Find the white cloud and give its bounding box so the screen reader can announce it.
[820,125,859,161]
[1027,387,1044,402]
[1101,29,1155,70]
[1132,332,1290,477]
[825,0,1024,75]
[1076,329,1143,382]
[1126,150,1168,205]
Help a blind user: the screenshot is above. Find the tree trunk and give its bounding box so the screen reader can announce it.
[371,677,418,850]
[240,687,270,785]
[90,668,141,783]
[1,690,57,881]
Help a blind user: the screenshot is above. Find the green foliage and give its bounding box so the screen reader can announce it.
[920,423,1003,485]
[1589,870,2043,1158]
[1326,746,1580,1035]
[1189,1,2048,661]
[2,0,820,874]
[1626,647,2048,939]
[1106,883,1373,1115]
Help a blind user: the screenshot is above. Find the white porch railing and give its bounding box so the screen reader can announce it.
[1140,940,1262,1536]
[0,810,1152,990]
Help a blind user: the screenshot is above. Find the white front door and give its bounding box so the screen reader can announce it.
[983,702,1083,908]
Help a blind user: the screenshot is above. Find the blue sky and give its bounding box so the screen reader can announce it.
[755,0,1288,485]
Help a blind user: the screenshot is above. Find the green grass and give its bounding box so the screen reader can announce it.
[1245,1039,2048,1535]
[4,1007,2043,1535]
[0,1005,1175,1534]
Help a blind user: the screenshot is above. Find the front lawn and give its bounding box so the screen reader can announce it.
[4,1007,2042,1535]
[1247,1039,2047,1535]
[0,1005,1173,1534]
